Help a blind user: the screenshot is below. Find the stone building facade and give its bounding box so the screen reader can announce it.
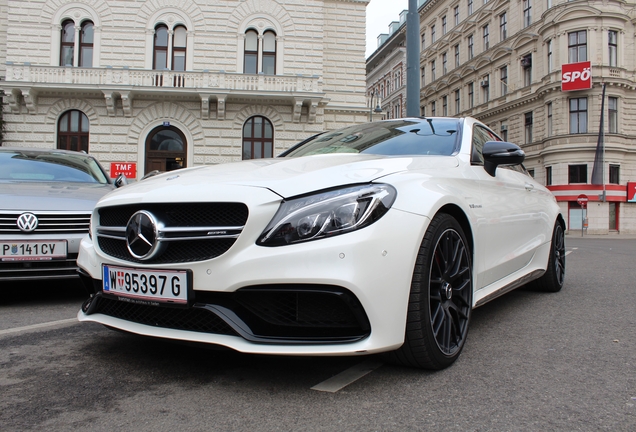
[369,0,636,234]
[0,0,370,179]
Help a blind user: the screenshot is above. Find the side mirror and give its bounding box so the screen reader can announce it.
[114,173,128,188]
[482,141,525,177]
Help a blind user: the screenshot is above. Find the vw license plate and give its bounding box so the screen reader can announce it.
[0,240,67,261]
[102,265,188,304]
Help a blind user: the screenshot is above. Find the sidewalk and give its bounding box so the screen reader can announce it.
[566,231,636,239]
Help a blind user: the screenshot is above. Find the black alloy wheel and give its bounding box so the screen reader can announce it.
[529,221,565,292]
[386,213,473,370]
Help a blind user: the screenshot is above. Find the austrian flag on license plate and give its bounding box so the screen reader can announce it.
[103,265,188,304]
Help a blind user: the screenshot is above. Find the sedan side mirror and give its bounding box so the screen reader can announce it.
[114,173,128,188]
[482,141,525,177]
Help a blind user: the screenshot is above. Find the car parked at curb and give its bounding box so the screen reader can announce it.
[77,117,565,369]
[0,147,121,281]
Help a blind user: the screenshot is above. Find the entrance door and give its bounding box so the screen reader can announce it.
[145,126,187,175]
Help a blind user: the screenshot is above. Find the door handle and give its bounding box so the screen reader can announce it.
[525,183,535,192]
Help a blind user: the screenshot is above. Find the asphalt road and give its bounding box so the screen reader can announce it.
[1,236,634,431]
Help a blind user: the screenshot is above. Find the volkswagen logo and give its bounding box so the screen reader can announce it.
[125,211,163,260]
[17,213,38,232]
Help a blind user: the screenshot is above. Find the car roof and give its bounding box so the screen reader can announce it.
[0,146,93,157]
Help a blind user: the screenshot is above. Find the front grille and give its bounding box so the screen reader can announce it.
[0,212,90,234]
[89,296,238,336]
[96,202,248,264]
[0,254,79,280]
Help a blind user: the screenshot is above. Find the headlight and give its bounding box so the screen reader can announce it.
[257,184,397,246]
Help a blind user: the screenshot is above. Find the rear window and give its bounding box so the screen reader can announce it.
[283,119,461,157]
[0,151,109,184]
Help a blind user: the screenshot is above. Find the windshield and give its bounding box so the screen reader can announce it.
[0,151,110,184]
[283,119,461,157]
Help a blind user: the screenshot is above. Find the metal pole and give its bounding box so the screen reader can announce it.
[406,0,420,117]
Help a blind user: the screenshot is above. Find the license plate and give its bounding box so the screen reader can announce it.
[102,265,188,304]
[0,240,67,261]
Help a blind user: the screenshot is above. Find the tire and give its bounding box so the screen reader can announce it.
[529,221,565,293]
[385,213,473,370]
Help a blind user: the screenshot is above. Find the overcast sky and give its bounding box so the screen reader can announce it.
[366,0,409,58]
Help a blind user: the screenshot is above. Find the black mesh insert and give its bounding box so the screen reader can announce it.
[98,203,248,227]
[97,236,237,264]
[90,296,238,336]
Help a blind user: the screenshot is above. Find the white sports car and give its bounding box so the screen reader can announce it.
[77,117,565,370]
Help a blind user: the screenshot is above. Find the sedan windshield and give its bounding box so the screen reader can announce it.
[283,119,461,157]
[0,151,109,184]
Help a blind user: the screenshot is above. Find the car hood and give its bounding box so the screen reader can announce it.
[0,182,115,211]
[101,154,459,205]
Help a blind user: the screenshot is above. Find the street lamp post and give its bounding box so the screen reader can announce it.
[369,90,382,121]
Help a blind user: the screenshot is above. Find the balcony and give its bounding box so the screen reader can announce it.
[2,64,326,122]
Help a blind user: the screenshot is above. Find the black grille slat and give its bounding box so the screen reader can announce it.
[92,296,237,336]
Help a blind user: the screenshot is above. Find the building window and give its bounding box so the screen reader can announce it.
[468,35,474,59]
[172,26,187,71]
[454,6,460,26]
[394,70,402,89]
[608,97,618,133]
[443,95,448,116]
[57,110,89,153]
[546,166,552,186]
[500,13,507,41]
[442,52,448,74]
[60,20,75,66]
[421,33,426,50]
[547,102,553,137]
[431,100,436,116]
[468,0,473,15]
[442,16,447,35]
[500,122,508,141]
[547,39,553,72]
[455,89,461,115]
[500,66,508,96]
[79,21,94,68]
[523,0,532,28]
[609,164,620,184]
[421,67,426,86]
[454,44,460,67]
[431,60,436,81]
[468,82,474,108]
[569,98,588,134]
[421,105,426,116]
[483,25,489,50]
[525,112,533,144]
[243,116,273,159]
[609,30,617,67]
[481,75,489,103]
[568,164,587,184]
[431,25,436,43]
[528,168,535,178]
[244,29,276,75]
[568,30,587,63]
[153,24,169,69]
[522,54,532,86]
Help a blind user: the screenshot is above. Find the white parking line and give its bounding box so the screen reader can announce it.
[0,318,78,337]
[311,359,383,393]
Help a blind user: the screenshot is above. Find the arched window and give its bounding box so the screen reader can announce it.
[262,31,276,75]
[243,116,273,159]
[79,21,94,67]
[243,29,277,75]
[60,20,75,66]
[172,26,187,71]
[244,29,258,74]
[58,110,89,153]
[153,25,169,70]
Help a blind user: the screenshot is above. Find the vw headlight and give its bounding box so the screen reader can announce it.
[258,184,397,246]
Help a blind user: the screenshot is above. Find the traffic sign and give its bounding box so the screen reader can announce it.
[577,194,588,208]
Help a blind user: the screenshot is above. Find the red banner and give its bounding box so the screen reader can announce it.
[628,182,636,203]
[562,61,592,91]
[110,162,137,179]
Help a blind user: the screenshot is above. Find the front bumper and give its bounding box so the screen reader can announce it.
[77,208,430,355]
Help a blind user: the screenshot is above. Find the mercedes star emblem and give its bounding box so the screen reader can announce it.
[125,210,161,260]
[17,213,38,232]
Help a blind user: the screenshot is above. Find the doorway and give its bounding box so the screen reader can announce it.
[145,125,187,175]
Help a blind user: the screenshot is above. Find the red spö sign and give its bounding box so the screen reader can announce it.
[110,162,137,178]
[562,61,592,91]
